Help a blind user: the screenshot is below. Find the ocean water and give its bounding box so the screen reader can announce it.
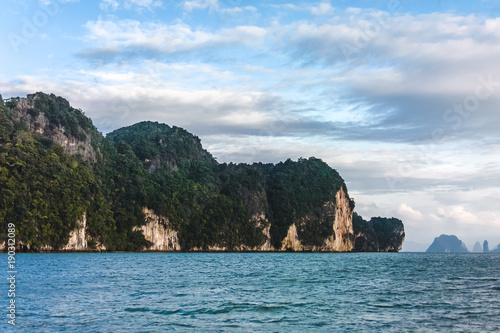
[2,253,500,332]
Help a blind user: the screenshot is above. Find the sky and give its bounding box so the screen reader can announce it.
[1,0,500,251]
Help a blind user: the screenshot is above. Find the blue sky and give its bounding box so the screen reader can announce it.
[2,0,500,250]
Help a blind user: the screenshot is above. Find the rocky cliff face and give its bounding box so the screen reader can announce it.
[378,228,405,252]
[353,215,405,252]
[247,213,274,251]
[9,95,96,162]
[329,187,355,251]
[280,187,354,252]
[134,208,181,251]
[61,214,88,251]
[187,212,274,252]
[3,214,106,252]
[281,224,303,251]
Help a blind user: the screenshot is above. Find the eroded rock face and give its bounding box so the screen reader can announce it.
[250,212,274,251]
[281,224,303,251]
[134,208,181,251]
[62,214,87,251]
[380,229,405,252]
[328,187,355,251]
[187,212,275,252]
[10,96,96,162]
[280,187,355,252]
[3,213,105,252]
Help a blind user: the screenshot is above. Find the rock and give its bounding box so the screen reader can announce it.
[426,235,468,253]
[472,241,483,253]
[281,224,303,251]
[61,214,87,251]
[134,208,181,251]
[483,240,489,253]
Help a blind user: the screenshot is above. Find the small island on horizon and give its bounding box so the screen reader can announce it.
[0,92,405,253]
[425,235,500,253]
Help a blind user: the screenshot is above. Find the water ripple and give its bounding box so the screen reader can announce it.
[3,252,500,332]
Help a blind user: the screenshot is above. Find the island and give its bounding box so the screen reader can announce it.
[0,92,405,252]
[426,235,468,253]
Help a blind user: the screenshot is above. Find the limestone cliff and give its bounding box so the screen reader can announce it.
[61,214,88,251]
[8,94,97,162]
[187,212,274,252]
[3,214,106,252]
[134,208,181,251]
[252,213,274,251]
[326,187,355,251]
[353,214,405,252]
[281,187,354,252]
[281,224,303,251]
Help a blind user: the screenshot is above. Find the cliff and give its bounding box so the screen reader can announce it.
[0,92,405,253]
[280,187,354,252]
[134,208,181,251]
[6,94,99,162]
[352,214,405,252]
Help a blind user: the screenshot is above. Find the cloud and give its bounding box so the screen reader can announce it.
[99,0,162,12]
[181,0,255,14]
[80,19,266,60]
[436,206,481,225]
[272,12,500,143]
[80,10,500,145]
[183,0,218,12]
[310,1,334,16]
[397,203,423,220]
[100,0,119,11]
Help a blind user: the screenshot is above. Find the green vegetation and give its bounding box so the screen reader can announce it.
[30,92,95,141]
[0,92,404,252]
[266,158,345,247]
[352,213,405,252]
[0,107,92,249]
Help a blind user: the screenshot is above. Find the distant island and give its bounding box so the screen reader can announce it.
[426,235,468,253]
[425,236,500,253]
[0,93,405,252]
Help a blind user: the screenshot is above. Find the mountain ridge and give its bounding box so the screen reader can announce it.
[0,92,405,252]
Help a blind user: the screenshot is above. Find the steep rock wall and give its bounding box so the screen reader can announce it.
[189,212,274,252]
[379,228,405,252]
[325,187,355,251]
[134,208,181,251]
[281,224,303,251]
[252,213,274,251]
[10,96,96,162]
[280,187,354,252]
[4,214,105,252]
[61,213,87,251]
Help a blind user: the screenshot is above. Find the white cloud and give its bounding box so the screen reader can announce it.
[125,0,162,10]
[310,2,333,16]
[222,6,257,15]
[100,0,162,12]
[0,75,280,135]
[397,203,423,221]
[82,19,266,55]
[437,206,480,225]
[100,0,119,11]
[183,0,218,12]
[182,0,256,15]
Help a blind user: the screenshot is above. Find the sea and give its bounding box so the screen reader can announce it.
[2,252,500,332]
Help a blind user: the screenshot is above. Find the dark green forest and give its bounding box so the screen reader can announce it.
[0,93,404,251]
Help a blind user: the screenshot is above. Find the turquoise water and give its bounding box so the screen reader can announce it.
[2,253,500,332]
